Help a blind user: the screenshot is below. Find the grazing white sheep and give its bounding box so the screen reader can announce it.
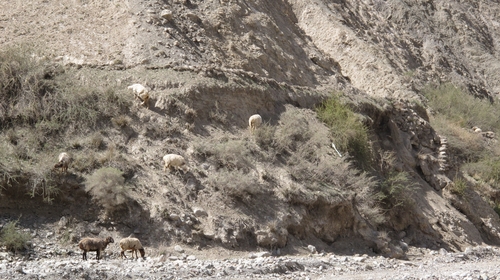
[78,236,114,260]
[54,152,72,173]
[119,237,145,259]
[128,83,150,108]
[248,114,262,132]
[163,154,188,172]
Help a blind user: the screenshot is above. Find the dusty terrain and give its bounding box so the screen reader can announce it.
[2,0,500,279]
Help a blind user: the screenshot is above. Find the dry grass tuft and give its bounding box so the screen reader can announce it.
[85,167,129,214]
[207,169,264,203]
[0,220,31,253]
[193,137,255,171]
[254,122,276,149]
[89,133,104,150]
[112,115,131,128]
[208,101,228,124]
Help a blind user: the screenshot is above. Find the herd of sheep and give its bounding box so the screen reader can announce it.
[54,84,263,261]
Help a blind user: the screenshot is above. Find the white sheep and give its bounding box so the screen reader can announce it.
[128,83,150,108]
[78,236,114,260]
[163,154,188,172]
[472,126,482,133]
[119,237,145,259]
[248,114,262,132]
[54,152,72,173]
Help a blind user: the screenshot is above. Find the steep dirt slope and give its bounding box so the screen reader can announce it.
[2,0,500,260]
[4,0,498,97]
[288,0,500,99]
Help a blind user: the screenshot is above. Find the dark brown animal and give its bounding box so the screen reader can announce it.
[78,237,114,260]
[54,152,72,173]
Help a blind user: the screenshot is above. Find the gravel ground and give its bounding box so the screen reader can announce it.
[1,246,500,279]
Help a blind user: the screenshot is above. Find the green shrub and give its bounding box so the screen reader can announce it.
[316,94,372,170]
[1,220,31,253]
[424,83,500,132]
[494,203,500,218]
[482,159,500,184]
[85,167,129,213]
[449,177,469,196]
[431,116,486,163]
[464,158,500,187]
[377,171,415,209]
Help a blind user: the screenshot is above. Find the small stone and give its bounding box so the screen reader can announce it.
[58,216,68,227]
[186,13,200,23]
[169,214,180,221]
[307,245,317,254]
[192,207,208,217]
[160,10,173,21]
[174,245,184,253]
[255,252,271,258]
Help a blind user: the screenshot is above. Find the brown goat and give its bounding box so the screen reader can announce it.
[78,236,114,260]
[54,152,72,173]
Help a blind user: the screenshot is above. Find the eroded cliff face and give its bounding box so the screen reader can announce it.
[2,0,500,257]
[288,0,500,99]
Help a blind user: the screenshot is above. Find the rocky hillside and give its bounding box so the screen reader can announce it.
[2,0,500,268]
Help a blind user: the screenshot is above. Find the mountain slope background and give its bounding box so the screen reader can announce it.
[2,0,500,261]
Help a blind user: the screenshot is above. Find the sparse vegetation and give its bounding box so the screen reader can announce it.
[424,83,500,131]
[85,167,129,213]
[194,138,255,171]
[3,0,500,270]
[0,46,129,132]
[184,107,197,122]
[29,173,60,204]
[449,177,469,196]
[112,115,131,128]
[208,169,264,203]
[254,122,275,149]
[316,93,372,170]
[274,111,312,153]
[208,101,228,124]
[0,220,31,253]
[72,151,101,173]
[494,203,500,218]
[377,171,416,210]
[425,83,500,192]
[0,46,132,204]
[431,117,485,163]
[463,158,500,187]
[89,133,104,150]
[0,162,17,196]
